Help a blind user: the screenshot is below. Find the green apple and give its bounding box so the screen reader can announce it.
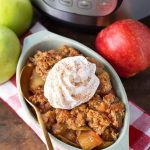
[0,26,20,84]
[0,0,33,36]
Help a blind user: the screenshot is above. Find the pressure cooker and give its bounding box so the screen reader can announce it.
[32,0,150,26]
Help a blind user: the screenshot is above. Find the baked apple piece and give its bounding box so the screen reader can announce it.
[30,68,44,92]
[77,130,103,150]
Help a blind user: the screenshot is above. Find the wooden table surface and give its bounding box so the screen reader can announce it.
[0,7,150,150]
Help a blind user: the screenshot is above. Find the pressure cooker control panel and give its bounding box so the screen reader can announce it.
[43,0,118,16]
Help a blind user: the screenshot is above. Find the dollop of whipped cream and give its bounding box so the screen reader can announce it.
[44,56,100,109]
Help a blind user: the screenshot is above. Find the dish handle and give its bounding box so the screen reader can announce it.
[22,30,56,52]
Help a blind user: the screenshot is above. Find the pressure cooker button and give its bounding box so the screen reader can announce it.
[43,0,55,6]
[59,0,73,7]
[78,0,92,9]
[97,0,117,15]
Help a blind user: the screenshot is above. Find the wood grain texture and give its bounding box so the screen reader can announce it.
[0,100,46,150]
[0,7,150,150]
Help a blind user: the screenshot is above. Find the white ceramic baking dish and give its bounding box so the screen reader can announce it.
[16,30,129,150]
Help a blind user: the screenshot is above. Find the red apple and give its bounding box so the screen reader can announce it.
[96,19,150,77]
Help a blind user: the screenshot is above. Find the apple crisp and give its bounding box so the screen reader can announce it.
[28,45,125,150]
